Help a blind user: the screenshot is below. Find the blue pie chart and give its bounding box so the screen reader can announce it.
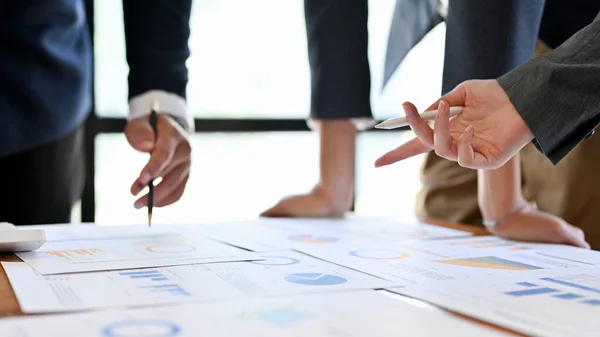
[102,319,180,337]
[285,273,348,286]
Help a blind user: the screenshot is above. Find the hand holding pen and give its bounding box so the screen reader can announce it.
[123,100,193,224]
[374,80,533,170]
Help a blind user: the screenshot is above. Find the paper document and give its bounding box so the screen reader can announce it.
[406,236,600,265]
[0,290,509,337]
[201,217,472,252]
[298,236,600,286]
[392,266,600,337]
[3,251,392,313]
[16,234,257,275]
[36,224,181,243]
[226,216,472,239]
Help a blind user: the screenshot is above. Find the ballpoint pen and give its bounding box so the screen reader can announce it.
[148,100,158,228]
[374,106,464,130]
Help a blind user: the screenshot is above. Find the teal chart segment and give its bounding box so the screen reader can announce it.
[284,273,348,286]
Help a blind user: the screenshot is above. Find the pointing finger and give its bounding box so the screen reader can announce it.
[375,138,430,167]
[404,102,434,148]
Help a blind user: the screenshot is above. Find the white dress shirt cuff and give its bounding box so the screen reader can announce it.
[128,90,194,132]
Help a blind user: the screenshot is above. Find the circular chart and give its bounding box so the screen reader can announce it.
[102,319,180,337]
[285,273,348,286]
[287,234,340,244]
[249,256,300,266]
[146,244,196,253]
[348,249,409,260]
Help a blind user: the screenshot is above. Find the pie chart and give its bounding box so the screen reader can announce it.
[284,273,348,286]
[102,319,180,337]
[287,234,340,243]
[249,256,300,266]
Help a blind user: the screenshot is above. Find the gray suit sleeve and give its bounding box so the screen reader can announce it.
[497,12,600,164]
[304,0,372,120]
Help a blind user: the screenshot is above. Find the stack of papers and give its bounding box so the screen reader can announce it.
[2,217,600,336]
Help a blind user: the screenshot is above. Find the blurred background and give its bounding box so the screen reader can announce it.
[86,0,447,226]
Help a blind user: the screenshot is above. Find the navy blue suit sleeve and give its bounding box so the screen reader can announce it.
[304,0,372,120]
[122,0,192,100]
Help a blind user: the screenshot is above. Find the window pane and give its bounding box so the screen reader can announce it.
[95,133,319,225]
[355,132,425,219]
[95,131,424,225]
[94,0,128,117]
[187,1,309,118]
[94,0,444,119]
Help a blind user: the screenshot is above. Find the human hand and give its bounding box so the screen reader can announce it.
[260,185,350,218]
[375,80,534,170]
[490,203,590,249]
[125,114,191,209]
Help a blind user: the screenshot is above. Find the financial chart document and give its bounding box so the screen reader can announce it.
[199,217,473,252]
[298,236,600,286]
[16,234,258,275]
[394,266,600,337]
[3,251,393,313]
[406,236,600,265]
[0,291,510,337]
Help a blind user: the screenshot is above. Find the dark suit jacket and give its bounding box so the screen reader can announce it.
[303,0,546,122]
[498,11,600,164]
[303,0,372,121]
[0,0,191,157]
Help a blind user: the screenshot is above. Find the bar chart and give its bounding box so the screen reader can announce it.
[44,249,103,260]
[118,270,169,282]
[504,277,600,307]
[137,284,191,297]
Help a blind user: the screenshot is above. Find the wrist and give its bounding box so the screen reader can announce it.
[314,119,358,135]
[316,119,356,214]
[314,183,353,215]
[129,90,193,132]
[482,198,529,229]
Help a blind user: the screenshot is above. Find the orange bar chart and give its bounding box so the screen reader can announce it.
[44,248,103,260]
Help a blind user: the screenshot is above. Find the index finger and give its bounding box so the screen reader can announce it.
[137,137,177,185]
[374,138,430,167]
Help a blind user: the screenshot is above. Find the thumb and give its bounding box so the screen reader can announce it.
[125,117,156,153]
[423,81,469,112]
